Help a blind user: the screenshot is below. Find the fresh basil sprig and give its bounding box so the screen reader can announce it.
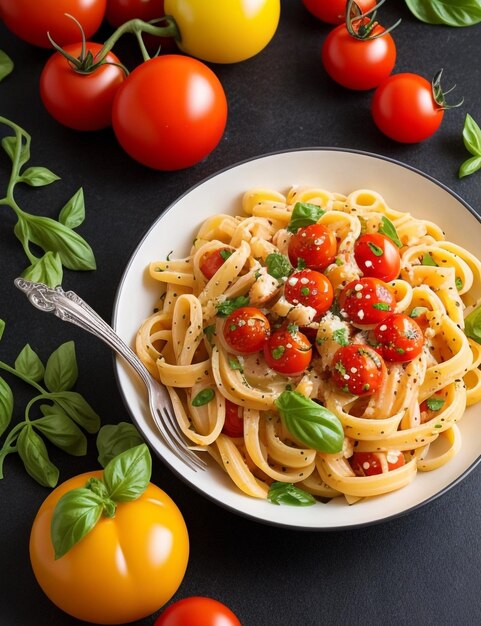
[378,216,402,248]
[0,323,100,487]
[0,117,96,287]
[459,114,481,178]
[0,50,14,82]
[465,304,481,344]
[287,202,325,233]
[51,444,151,559]
[275,391,344,453]
[96,422,144,468]
[265,253,293,280]
[405,0,481,27]
[267,481,316,507]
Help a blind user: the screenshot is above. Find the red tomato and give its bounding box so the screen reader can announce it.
[372,73,445,143]
[302,0,376,24]
[106,0,164,27]
[339,277,396,326]
[40,43,125,131]
[200,248,230,280]
[154,597,241,626]
[288,224,337,271]
[374,313,424,363]
[112,55,228,170]
[0,0,106,48]
[354,233,401,282]
[321,21,396,90]
[331,344,386,395]
[222,400,244,438]
[284,269,334,318]
[263,327,312,376]
[223,307,270,355]
[350,450,405,476]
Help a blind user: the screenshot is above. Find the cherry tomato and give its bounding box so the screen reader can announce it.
[200,248,230,280]
[40,43,125,131]
[350,450,405,476]
[321,21,396,90]
[288,224,337,271]
[374,313,424,363]
[0,0,106,48]
[339,277,396,326]
[30,470,189,624]
[106,0,164,27]
[223,307,270,354]
[112,55,227,170]
[284,269,334,318]
[222,400,244,438]
[331,344,386,395]
[164,0,280,63]
[302,0,376,24]
[155,597,241,626]
[372,73,445,143]
[263,327,312,376]
[354,233,401,282]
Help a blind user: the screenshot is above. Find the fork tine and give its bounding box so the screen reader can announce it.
[157,406,207,469]
[150,407,204,471]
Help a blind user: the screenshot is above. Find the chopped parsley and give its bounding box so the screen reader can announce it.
[332,328,349,347]
[426,397,445,411]
[216,296,250,317]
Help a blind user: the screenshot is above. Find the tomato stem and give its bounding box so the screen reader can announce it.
[346,0,401,40]
[432,69,464,110]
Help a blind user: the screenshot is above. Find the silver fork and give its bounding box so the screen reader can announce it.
[14,278,206,472]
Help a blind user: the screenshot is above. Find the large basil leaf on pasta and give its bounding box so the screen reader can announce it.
[275,391,343,453]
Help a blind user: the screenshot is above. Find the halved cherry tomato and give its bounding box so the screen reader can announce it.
[374,313,424,363]
[222,400,244,438]
[200,248,232,280]
[223,307,270,354]
[263,327,312,375]
[302,0,376,24]
[284,269,334,318]
[354,233,401,282]
[288,224,337,271]
[339,277,396,326]
[154,596,241,626]
[331,344,386,395]
[350,450,405,476]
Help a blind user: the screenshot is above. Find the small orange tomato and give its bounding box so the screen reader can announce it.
[29,470,189,625]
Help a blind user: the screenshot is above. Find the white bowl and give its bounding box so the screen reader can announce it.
[112,148,481,530]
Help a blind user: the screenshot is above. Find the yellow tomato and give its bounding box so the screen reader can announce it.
[29,470,189,625]
[164,0,281,63]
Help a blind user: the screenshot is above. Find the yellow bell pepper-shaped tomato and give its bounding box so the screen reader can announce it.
[164,0,281,63]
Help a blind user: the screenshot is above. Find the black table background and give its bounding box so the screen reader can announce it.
[2,1,481,625]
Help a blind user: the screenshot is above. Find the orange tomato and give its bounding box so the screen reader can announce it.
[29,470,189,624]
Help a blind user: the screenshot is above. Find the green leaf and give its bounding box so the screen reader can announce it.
[410,306,429,318]
[103,444,151,503]
[0,319,5,341]
[426,396,445,411]
[17,425,59,487]
[2,134,30,166]
[14,344,45,382]
[0,50,14,82]
[465,304,481,344]
[372,302,390,311]
[265,253,293,280]
[405,0,481,26]
[216,296,250,317]
[0,377,14,437]
[462,114,481,156]
[367,242,384,256]
[287,202,325,233]
[459,156,481,179]
[332,328,349,347]
[421,252,438,266]
[192,388,215,406]
[52,391,100,433]
[378,216,402,248]
[59,188,85,229]
[21,251,63,288]
[228,357,243,372]
[44,341,78,392]
[267,481,316,506]
[35,408,87,456]
[51,487,104,559]
[19,166,60,187]
[96,422,144,468]
[275,391,344,453]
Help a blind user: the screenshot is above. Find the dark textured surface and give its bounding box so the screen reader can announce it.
[1,2,481,625]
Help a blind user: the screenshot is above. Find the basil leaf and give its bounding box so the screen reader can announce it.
[421,252,438,266]
[275,391,344,453]
[44,341,78,392]
[378,216,402,248]
[0,377,14,437]
[19,166,60,187]
[96,422,144,468]
[17,425,59,487]
[0,319,5,341]
[103,443,151,503]
[14,344,45,383]
[332,328,349,347]
[465,304,481,343]
[462,114,481,156]
[426,397,445,411]
[35,409,87,456]
[58,188,85,229]
[287,202,325,233]
[52,391,100,433]
[216,296,250,317]
[367,242,384,256]
[228,357,243,372]
[192,388,215,406]
[405,0,481,26]
[21,213,96,271]
[2,134,30,166]
[0,50,14,82]
[21,251,64,288]
[267,481,316,506]
[459,156,481,179]
[265,253,293,279]
[372,302,390,311]
[410,306,429,318]
[51,487,104,559]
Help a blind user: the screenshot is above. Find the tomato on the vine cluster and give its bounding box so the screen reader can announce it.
[154,596,241,626]
[302,0,376,24]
